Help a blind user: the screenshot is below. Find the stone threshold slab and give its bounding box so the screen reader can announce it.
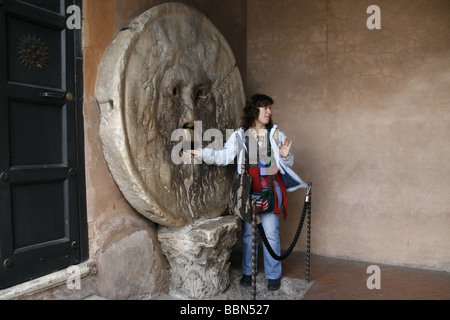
[0,260,96,300]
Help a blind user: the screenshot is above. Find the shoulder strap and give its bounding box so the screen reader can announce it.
[242,135,249,173]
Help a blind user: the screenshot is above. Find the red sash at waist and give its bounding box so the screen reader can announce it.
[248,167,288,219]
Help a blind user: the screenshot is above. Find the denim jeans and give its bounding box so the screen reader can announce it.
[242,181,282,279]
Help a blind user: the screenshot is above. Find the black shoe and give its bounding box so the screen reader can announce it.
[267,278,281,291]
[240,275,252,287]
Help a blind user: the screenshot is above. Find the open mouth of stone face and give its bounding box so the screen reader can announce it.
[180,127,196,151]
[171,127,201,165]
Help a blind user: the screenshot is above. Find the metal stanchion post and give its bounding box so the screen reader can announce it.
[251,207,257,300]
[306,183,312,282]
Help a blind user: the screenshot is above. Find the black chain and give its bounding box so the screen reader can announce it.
[257,200,310,261]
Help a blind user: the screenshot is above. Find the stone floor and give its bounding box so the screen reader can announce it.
[270,251,450,300]
[151,247,449,300]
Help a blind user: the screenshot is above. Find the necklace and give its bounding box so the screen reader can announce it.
[250,128,266,147]
[256,135,264,147]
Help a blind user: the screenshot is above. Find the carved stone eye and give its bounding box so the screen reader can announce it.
[195,89,206,101]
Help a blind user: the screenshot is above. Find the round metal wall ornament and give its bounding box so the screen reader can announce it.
[95,3,245,227]
[17,34,49,70]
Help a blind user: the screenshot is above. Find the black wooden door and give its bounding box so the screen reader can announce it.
[0,0,87,289]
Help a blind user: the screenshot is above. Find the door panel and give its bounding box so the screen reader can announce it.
[9,101,64,166]
[11,181,67,250]
[7,16,63,88]
[0,0,86,289]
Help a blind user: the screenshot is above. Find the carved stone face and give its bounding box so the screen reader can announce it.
[96,3,244,227]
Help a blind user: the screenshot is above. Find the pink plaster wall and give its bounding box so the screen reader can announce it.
[247,0,450,271]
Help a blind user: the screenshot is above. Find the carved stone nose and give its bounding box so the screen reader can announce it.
[178,92,196,129]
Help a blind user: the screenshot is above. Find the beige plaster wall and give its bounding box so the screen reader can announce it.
[247,0,450,271]
[82,0,247,298]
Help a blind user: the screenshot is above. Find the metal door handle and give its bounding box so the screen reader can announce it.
[41,92,66,99]
[40,92,74,101]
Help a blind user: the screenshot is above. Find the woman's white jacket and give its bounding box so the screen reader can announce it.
[201,125,308,192]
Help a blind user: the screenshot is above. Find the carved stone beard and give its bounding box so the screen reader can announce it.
[96,3,244,227]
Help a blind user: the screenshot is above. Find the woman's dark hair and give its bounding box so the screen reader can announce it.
[241,94,274,130]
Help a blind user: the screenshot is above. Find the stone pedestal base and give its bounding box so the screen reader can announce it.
[157,215,240,299]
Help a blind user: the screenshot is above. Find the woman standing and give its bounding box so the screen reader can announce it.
[188,94,307,291]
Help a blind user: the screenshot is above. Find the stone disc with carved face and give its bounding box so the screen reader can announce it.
[95,3,244,227]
